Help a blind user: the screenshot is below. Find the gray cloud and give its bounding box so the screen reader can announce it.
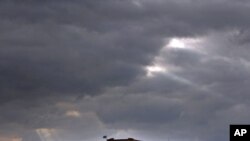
[1,0,250,141]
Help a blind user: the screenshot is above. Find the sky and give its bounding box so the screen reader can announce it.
[1,0,250,141]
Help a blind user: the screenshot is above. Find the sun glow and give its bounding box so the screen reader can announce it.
[146,65,166,77]
[166,37,202,49]
[145,37,203,77]
[36,128,58,141]
[168,38,185,48]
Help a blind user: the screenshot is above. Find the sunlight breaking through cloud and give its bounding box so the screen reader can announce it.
[65,110,81,118]
[146,65,167,77]
[36,128,58,141]
[166,37,203,50]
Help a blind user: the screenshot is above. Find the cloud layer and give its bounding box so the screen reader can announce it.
[1,0,250,141]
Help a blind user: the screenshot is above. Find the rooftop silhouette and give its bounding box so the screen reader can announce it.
[106,138,140,141]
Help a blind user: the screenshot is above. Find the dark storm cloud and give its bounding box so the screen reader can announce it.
[88,31,250,141]
[0,0,165,140]
[0,0,164,103]
[1,0,250,141]
[1,0,250,101]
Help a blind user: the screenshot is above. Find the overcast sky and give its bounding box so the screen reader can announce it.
[1,0,250,141]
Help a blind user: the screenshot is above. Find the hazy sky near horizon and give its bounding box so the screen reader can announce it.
[1,0,250,141]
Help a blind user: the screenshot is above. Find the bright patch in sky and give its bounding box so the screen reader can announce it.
[132,0,142,7]
[166,37,203,50]
[65,110,81,118]
[146,65,166,77]
[145,37,204,77]
[0,136,23,141]
[112,129,141,140]
[36,128,58,141]
[168,38,185,48]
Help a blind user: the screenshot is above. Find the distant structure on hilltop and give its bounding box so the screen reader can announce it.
[107,138,140,141]
[103,136,140,141]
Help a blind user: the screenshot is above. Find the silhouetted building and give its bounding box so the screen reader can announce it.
[106,138,140,141]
